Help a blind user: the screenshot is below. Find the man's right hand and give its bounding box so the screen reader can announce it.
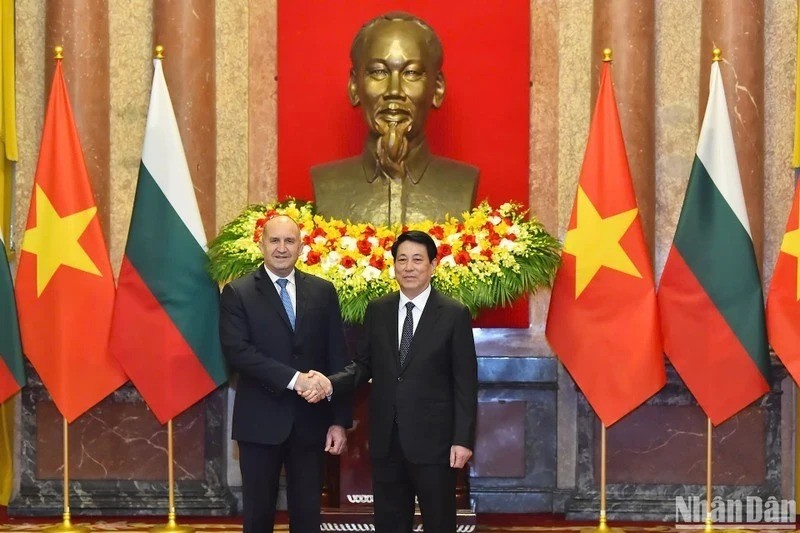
[295,370,332,403]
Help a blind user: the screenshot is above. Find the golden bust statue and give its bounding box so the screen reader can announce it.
[311,12,478,226]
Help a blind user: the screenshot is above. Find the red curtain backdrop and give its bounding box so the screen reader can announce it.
[277,1,531,326]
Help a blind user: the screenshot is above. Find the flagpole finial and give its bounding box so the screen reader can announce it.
[712,47,722,62]
[154,45,164,60]
[53,46,63,60]
[602,48,612,62]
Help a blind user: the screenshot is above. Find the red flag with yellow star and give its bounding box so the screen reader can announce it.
[15,60,126,422]
[545,62,665,426]
[767,181,800,382]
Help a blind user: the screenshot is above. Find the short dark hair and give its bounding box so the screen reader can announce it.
[391,230,437,262]
[350,12,443,71]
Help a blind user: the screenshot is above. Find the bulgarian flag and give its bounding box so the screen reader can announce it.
[546,61,665,427]
[16,60,127,422]
[109,56,227,424]
[0,228,24,403]
[766,22,800,384]
[659,60,769,425]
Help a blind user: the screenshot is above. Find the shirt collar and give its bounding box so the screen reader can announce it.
[399,284,432,312]
[361,138,433,185]
[263,265,296,286]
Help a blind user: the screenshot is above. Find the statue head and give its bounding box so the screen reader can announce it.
[348,12,446,176]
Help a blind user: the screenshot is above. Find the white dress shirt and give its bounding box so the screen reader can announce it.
[397,284,432,349]
[264,266,300,390]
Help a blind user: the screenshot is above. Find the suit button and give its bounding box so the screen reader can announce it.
[397,377,403,382]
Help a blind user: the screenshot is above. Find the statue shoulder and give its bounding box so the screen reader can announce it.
[426,155,479,185]
[311,156,364,189]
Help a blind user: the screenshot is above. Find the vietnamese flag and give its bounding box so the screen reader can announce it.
[15,60,127,422]
[766,26,800,386]
[767,183,800,382]
[545,61,665,427]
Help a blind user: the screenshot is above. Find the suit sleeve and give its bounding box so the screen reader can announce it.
[451,305,478,450]
[325,283,353,428]
[219,282,298,393]
[329,300,375,396]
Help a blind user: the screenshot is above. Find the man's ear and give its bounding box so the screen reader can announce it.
[432,72,445,109]
[348,69,360,106]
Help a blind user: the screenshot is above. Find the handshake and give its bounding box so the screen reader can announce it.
[295,370,332,403]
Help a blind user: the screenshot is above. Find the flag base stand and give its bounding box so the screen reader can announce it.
[43,516,90,533]
[150,516,194,533]
[580,513,624,533]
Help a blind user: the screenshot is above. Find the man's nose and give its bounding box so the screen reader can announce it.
[387,71,403,98]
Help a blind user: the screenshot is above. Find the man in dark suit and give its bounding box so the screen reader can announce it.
[219,214,350,533]
[305,230,478,532]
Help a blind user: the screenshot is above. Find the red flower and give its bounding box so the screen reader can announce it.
[480,249,493,261]
[506,233,517,241]
[456,223,465,233]
[488,232,502,247]
[310,227,327,239]
[437,243,452,260]
[338,226,347,236]
[482,221,495,232]
[306,250,321,266]
[369,254,385,270]
[357,239,372,256]
[363,226,377,237]
[462,234,477,249]
[340,256,356,269]
[454,250,471,265]
[429,225,444,240]
[302,234,313,245]
[379,235,395,249]
[253,217,267,242]
[401,225,409,234]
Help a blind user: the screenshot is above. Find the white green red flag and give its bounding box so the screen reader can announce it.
[659,61,769,425]
[109,58,227,424]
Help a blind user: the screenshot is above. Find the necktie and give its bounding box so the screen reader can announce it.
[276,278,295,330]
[399,302,414,367]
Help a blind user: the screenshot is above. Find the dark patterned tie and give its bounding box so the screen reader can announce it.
[399,302,414,367]
[276,278,295,330]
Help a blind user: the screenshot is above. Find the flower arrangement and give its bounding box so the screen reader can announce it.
[207,199,561,324]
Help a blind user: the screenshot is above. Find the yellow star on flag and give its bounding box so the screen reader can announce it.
[564,186,641,298]
[21,185,101,297]
[779,210,800,301]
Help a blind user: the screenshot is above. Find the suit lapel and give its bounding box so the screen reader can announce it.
[384,293,401,375]
[294,269,309,333]
[255,267,293,332]
[399,289,442,375]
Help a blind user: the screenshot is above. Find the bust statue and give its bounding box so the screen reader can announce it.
[311,12,478,226]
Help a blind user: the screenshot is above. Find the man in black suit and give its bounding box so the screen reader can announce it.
[219,214,350,533]
[305,230,478,532]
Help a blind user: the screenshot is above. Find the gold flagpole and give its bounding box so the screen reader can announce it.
[151,419,193,533]
[44,416,88,533]
[705,417,713,532]
[582,424,624,533]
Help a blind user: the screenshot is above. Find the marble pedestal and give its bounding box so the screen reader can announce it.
[9,367,237,516]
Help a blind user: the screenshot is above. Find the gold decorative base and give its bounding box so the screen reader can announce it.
[580,526,625,533]
[43,520,90,533]
[150,520,194,533]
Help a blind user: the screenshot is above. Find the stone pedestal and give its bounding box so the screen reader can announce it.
[565,362,790,521]
[9,366,236,516]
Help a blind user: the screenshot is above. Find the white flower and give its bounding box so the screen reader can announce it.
[313,235,327,245]
[323,251,341,269]
[439,255,457,268]
[362,265,382,281]
[489,215,502,226]
[340,236,357,251]
[368,236,379,246]
[445,232,462,245]
[299,245,311,262]
[469,245,483,257]
[388,266,396,279]
[499,239,517,251]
